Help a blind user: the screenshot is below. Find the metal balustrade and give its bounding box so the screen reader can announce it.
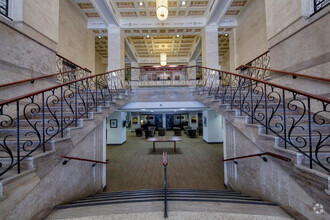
[200,66,330,172]
[0,68,126,177]
[0,65,329,178]
[314,0,330,13]
[0,0,10,20]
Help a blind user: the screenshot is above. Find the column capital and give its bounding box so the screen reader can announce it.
[203,25,219,33]
[107,25,121,33]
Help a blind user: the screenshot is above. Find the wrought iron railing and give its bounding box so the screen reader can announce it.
[163,152,168,218]
[236,51,271,80]
[56,54,91,82]
[0,68,125,177]
[199,66,329,173]
[0,0,10,20]
[0,69,91,90]
[314,0,330,13]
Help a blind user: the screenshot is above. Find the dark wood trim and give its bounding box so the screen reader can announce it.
[235,50,270,70]
[1,65,329,106]
[222,152,291,162]
[203,139,223,144]
[60,155,109,164]
[0,68,86,89]
[107,140,126,145]
[238,65,330,83]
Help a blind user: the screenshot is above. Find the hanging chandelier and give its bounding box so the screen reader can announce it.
[160,53,167,66]
[156,0,168,21]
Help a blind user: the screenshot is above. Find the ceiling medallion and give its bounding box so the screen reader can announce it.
[156,0,168,21]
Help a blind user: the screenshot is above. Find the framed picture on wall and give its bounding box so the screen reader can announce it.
[191,117,197,124]
[110,119,117,128]
[132,117,138,124]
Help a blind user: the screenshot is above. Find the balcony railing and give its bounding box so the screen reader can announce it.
[199,66,329,173]
[0,68,126,177]
[0,0,10,20]
[236,51,271,80]
[314,0,330,14]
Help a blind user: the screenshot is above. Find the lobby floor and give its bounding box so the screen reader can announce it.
[106,130,224,192]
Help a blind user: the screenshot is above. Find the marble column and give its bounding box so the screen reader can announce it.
[202,25,219,87]
[130,61,140,81]
[188,60,197,80]
[107,26,125,88]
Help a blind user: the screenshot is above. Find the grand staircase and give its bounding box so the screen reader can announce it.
[196,77,329,174]
[47,189,292,219]
[0,65,328,219]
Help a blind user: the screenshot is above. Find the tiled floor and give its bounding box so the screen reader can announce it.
[106,130,224,192]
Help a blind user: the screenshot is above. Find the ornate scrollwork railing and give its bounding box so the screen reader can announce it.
[56,54,91,83]
[0,0,10,19]
[200,66,330,173]
[0,68,125,177]
[314,0,330,14]
[236,51,271,80]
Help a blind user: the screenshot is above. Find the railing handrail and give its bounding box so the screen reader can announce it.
[0,66,128,106]
[56,54,91,72]
[238,65,330,83]
[193,65,330,104]
[235,50,270,70]
[61,155,108,164]
[222,152,291,162]
[1,65,329,106]
[0,54,92,89]
[0,68,87,89]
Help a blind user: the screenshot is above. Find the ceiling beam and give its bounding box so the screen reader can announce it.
[89,0,118,26]
[125,38,138,62]
[120,17,206,29]
[138,57,189,64]
[207,0,234,25]
[189,37,201,61]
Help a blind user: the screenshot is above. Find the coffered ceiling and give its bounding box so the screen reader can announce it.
[111,0,211,18]
[218,34,229,61]
[72,0,249,63]
[127,35,199,58]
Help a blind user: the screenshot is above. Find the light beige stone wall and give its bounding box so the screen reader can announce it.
[235,0,269,67]
[21,0,59,44]
[57,0,95,74]
[224,118,330,219]
[0,119,106,219]
[265,3,329,96]
[265,0,301,40]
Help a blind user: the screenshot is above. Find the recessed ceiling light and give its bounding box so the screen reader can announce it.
[98,35,101,39]
[147,35,150,38]
[139,2,143,6]
[225,34,228,36]
[182,1,186,6]
[151,51,153,53]
[176,34,180,38]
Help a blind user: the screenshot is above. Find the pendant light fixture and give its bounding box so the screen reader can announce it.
[156,0,168,21]
[160,53,167,66]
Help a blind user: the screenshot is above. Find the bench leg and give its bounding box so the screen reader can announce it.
[174,141,176,152]
[153,142,155,153]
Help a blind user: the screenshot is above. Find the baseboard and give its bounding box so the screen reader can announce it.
[107,140,126,145]
[203,139,223,144]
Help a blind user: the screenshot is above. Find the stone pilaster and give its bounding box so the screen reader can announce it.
[202,25,220,87]
[107,26,125,88]
[130,61,140,81]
